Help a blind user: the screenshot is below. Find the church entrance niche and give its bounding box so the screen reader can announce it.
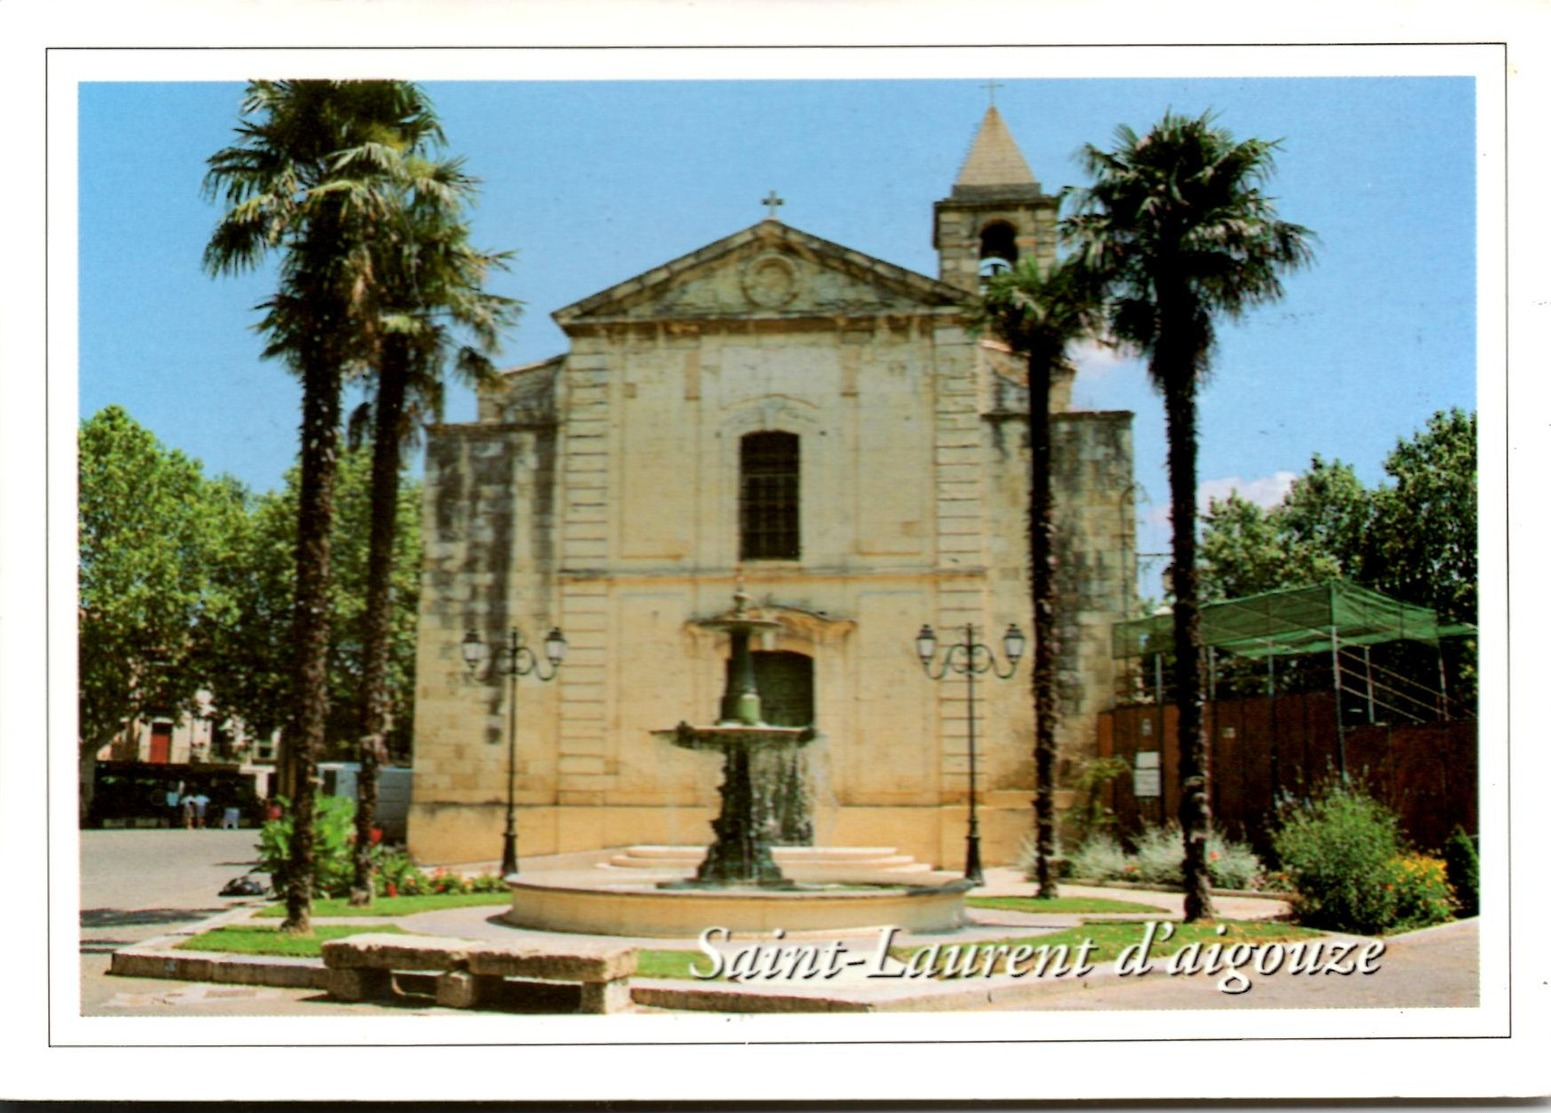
[726,649,816,844]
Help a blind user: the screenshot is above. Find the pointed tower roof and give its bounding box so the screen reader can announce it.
[952,106,1043,199]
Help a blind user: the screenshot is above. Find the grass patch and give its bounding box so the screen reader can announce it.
[967,895,1169,915]
[253,892,512,918]
[637,949,710,979]
[175,922,412,958]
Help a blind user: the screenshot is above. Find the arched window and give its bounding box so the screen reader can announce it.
[739,431,800,561]
[978,220,1020,279]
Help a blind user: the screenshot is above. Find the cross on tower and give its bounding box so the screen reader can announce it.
[982,79,1003,107]
[761,190,784,220]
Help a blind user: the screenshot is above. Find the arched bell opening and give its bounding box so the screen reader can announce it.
[977,219,1020,279]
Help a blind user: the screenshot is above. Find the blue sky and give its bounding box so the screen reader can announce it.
[77,75,1477,588]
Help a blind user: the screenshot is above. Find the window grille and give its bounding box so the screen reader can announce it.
[740,431,800,561]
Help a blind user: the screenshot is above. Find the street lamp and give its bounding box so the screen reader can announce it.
[915,621,1025,885]
[461,626,567,877]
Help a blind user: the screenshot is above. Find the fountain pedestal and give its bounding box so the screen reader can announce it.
[653,584,817,888]
[656,722,816,888]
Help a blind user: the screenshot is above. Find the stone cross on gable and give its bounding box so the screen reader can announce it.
[982,79,1003,106]
[762,190,784,219]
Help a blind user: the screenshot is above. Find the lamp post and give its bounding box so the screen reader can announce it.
[915,621,1025,886]
[461,626,567,877]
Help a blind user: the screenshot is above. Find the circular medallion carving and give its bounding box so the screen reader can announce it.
[742,253,801,309]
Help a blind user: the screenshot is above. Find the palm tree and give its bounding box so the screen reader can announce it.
[1065,111,1314,922]
[348,156,520,905]
[203,80,444,932]
[973,258,1097,901]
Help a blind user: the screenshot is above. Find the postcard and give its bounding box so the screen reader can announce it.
[3,2,1544,1103]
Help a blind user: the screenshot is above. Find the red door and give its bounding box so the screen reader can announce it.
[149,722,173,764]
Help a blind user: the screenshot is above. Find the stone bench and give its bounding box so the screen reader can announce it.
[320,934,638,1014]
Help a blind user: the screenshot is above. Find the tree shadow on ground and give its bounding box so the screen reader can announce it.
[81,907,228,928]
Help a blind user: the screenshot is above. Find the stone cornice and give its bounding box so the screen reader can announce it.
[553,219,969,331]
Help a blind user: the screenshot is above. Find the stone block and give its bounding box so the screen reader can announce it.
[326,967,394,1002]
[435,969,500,1009]
[320,933,473,971]
[578,978,634,1015]
[464,939,638,982]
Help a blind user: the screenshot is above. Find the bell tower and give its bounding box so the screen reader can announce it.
[933,106,1059,293]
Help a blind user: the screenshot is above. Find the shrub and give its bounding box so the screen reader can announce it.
[469,871,509,893]
[256,794,358,900]
[429,869,473,895]
[1124,822,1265,891]
[1068,756,1130,845]
[1065,832,1130,882]
[1129,823,1185,886]
[378,860,506,898]
[374,849,421,897]
[1272,783,1405,935]
[1387,854,1458,931]
[1443,827,1480,918]
[1206,830,1264,892]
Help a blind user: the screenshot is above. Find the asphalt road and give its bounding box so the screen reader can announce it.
[78,827,436,1016]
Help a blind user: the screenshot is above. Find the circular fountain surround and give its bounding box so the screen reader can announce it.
[502,853,973,938]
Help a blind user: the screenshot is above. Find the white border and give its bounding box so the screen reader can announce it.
[4,3,1544,1102]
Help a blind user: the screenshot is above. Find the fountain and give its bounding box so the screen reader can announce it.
[501,586,972,938]
[653,585,816,889]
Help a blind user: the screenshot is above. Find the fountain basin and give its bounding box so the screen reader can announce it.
[503,868,973,938]
[605,844,936,883]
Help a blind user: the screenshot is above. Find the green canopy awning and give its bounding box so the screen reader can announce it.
[1111,580,1475,660]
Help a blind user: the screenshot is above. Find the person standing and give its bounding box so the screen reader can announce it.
[192,790,210,829]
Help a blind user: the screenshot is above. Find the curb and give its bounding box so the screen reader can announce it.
[109,943,329,990]
[107,905,331,992]
[108,901,330,991]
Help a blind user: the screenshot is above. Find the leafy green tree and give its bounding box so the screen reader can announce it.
[1279,456,1373,581]
[203,80,445,932]
[973,258,1097,900]
[1066,111,1314,922]
[1368,408,1477,627]
[348,157,518,905]
[78,406,241,816]
[201,450,424,768]
[1198,493,1287,601]
[1201,456,1370,602]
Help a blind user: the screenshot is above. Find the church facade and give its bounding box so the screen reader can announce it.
[406,108,1137,868]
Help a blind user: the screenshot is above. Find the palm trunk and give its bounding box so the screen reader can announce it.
[1029,348,1059,899]
[283,349,343,934]
[350,339,409,905]
[1162,361,1214,924]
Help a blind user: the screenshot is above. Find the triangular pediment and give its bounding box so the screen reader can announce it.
[553,221,967,328]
